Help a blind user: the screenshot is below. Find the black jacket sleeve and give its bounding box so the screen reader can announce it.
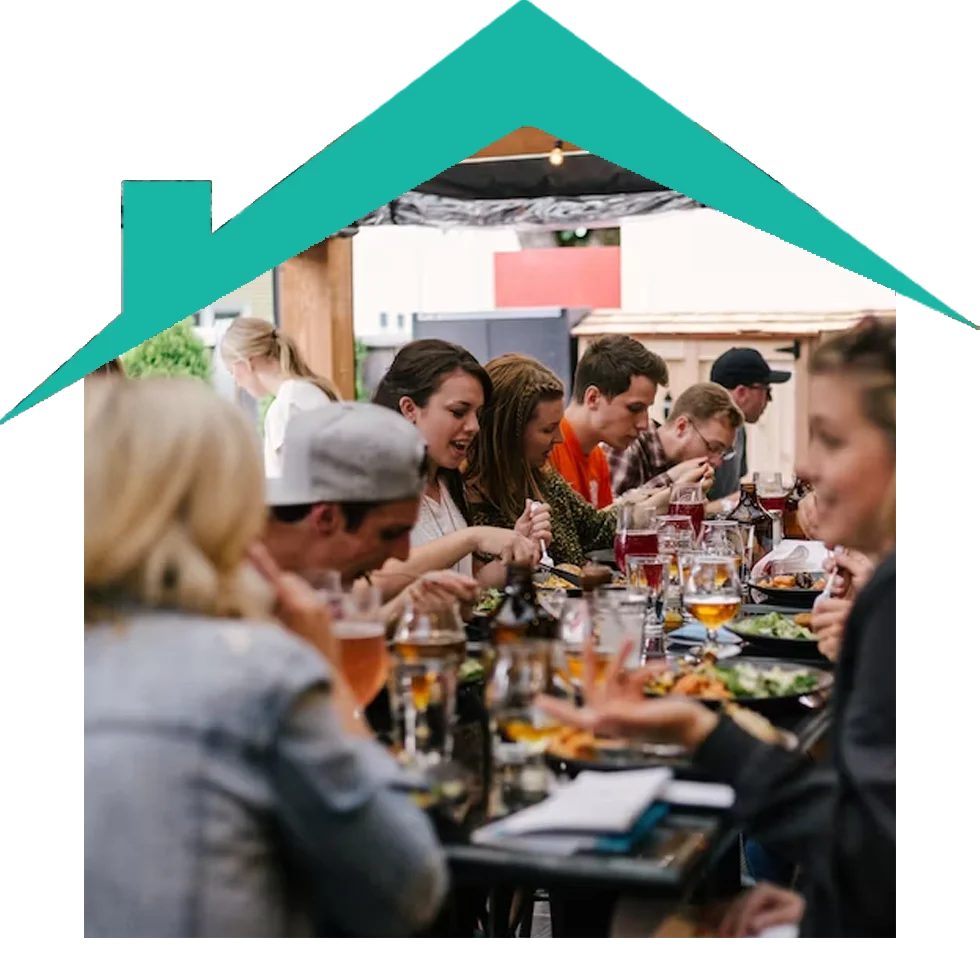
[692,555,896,936]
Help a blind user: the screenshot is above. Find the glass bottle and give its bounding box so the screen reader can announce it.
[730,480,775,571]
[782,477,812,540]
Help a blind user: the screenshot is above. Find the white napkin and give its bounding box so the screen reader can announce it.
[751,540,831,581]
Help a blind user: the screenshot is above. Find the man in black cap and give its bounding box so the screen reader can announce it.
[709,347,791,501]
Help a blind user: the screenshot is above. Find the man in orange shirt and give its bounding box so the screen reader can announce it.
[551,336,670,509]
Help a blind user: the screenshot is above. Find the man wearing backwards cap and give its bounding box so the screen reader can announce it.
[708,347,791,502]
[260,402,478,706]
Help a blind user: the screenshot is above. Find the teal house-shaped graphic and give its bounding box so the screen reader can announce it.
[1,0,970,425]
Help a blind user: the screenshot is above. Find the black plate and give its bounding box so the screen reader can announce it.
[644,656,833,713]
[728,617,820,658]
[749,583,822,609]
[585,549,618,568]
[545,745,684,775]
[545,726,800,775]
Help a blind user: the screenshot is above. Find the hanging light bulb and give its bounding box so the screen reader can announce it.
[549,140,565,167]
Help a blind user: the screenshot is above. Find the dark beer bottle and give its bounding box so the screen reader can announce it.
[782,477,812,540]
[731,480,775,569]
[490,563,558,646]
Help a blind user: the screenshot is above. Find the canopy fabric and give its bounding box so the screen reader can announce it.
[354,187,703,229]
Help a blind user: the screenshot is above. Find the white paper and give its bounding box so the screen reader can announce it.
[660,780,735,809]
[481,768,673,838]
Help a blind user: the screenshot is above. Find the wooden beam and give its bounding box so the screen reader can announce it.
[468,127,581,160]
[277,237,356,399]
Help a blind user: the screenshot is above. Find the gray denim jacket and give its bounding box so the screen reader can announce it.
[85,610,448,937]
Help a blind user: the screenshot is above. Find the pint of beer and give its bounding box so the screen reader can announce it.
[334,619,389,706]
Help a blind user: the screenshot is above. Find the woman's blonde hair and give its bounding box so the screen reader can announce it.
[85,376,272,623]
[220,316,339,400]
[810,313,896,545]
[464,353,565,526]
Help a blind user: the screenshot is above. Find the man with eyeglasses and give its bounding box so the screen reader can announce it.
[708,347,792,502]
[606,382,744,503]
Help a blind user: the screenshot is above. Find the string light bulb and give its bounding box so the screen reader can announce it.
[549,140,565,166]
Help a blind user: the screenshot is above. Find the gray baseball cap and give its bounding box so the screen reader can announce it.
[266,402,428,507]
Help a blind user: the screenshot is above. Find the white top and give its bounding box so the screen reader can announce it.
[410,479,473,578]
[263,380,333,478]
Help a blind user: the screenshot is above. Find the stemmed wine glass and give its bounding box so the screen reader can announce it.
[614,502,660,574]
[668,482,707,538]
[681,555,741,663]
[391,599,467,773]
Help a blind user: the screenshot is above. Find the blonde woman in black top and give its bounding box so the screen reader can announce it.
[539,315,897,938]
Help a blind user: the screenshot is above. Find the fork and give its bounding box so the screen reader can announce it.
[530,500,554,569]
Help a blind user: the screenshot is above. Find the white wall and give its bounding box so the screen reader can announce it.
[351,211,895,338]
[620,209,895,313]
[352,225,520,337]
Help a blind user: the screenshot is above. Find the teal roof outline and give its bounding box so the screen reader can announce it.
[2,0,970,426]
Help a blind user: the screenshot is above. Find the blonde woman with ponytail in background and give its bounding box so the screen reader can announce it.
[220,316,340,477]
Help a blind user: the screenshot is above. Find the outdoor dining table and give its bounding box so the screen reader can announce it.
[421,620,833,937]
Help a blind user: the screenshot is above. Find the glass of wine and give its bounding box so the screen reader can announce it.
[615,502,660,574]
[391,598,467,771]
[626,554,671,660]
[755,472,789,515]
[682,555,742,662]
[668,482,707,538]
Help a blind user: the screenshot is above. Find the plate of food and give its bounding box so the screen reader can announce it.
[544,726,686,775]
[644,656,832,711]
[750,570,827,609]
[728,610,821,658]
[544,703,800,774]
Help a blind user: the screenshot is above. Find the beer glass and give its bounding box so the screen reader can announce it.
[682,556,741,662]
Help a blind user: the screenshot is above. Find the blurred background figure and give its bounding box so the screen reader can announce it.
[708,347,791,503]
[85,376,447,937]
[220,316,339,478]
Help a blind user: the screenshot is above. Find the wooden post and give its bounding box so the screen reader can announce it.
[277,236,356,399]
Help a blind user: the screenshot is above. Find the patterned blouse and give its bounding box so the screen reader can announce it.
[469,469,617,568]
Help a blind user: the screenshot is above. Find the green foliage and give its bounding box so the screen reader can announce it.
[354,338,369,402]
[122,319,212,382]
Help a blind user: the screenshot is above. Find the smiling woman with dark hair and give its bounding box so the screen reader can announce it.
[372,339,545,587]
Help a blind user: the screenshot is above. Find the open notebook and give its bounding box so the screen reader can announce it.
[472,769,734,855]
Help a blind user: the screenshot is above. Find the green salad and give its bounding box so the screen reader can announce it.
[732,611,815,641]
[714,662,822,699]
[475,588,502,615]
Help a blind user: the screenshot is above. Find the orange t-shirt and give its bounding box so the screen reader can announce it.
[550,417,613,510]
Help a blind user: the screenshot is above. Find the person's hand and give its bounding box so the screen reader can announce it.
[472,526,537,564]
[716,883,805,937]
[824,549,875,600]
[535,640,718,750]
[798,491,822,541]
[665,457,711,487]
[810,596,852,663]
[248,543,340,667]
[401,571,480,619]
[632,486,672,519]
[499,533,540,567]
[249,544,374,736]
[514,499,553,552]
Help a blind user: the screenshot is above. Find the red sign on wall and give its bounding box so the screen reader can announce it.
[494,247,621,309]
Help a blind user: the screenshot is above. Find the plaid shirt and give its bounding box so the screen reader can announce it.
[603,423,673,497]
